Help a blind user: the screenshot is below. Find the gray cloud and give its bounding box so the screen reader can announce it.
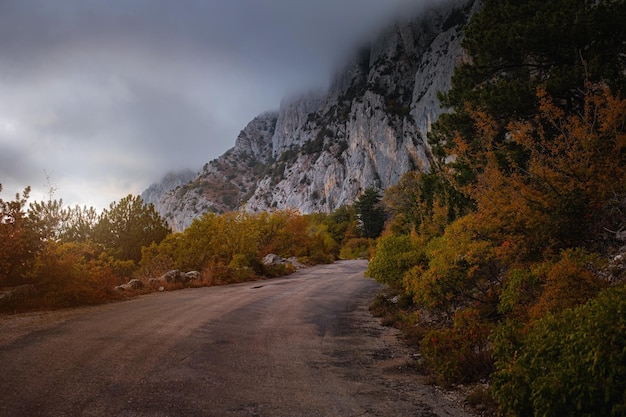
[0,0,436,210]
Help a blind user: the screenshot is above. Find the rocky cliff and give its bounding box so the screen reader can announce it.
[141,169,196,214]
[142,112,278,231]
[144,0,478,231]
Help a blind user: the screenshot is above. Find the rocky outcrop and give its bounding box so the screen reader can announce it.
[142,169,196,212]
[146,112,278,231]
[262,254,306,269]
[115,279,145,291]
[158,270,201,284]
[245,0,476,213]
[144,0,478,229]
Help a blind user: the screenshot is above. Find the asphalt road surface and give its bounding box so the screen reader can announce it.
[0,260,474,417]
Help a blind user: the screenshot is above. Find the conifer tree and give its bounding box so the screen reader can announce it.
[354,188,386,239]
[430,0,626,194]
[95,195,170,264]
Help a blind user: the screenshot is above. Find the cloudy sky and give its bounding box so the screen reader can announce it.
[0,0,435,212]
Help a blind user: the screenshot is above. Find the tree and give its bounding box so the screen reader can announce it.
[450,85,626,259]
[430,0,626,194]
[27,199,68,242]
[95,195,170,264]
[59,205,99,243]
[354,188,386,239]
[383,172,431,234]
[0,185,40,286]
[383,171,471,235]
[364,0,626,405]
[322,205,360,245]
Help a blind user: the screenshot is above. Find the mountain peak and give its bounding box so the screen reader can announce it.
[144,0,477,230]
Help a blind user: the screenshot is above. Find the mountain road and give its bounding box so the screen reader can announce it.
[0,260,475,417]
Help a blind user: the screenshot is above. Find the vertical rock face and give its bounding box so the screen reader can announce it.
[142,112,278,231]
[245,0,476,213]
[271,92,324,157]
[142,169,197,213]
[144,0,477,230]
[234,111,278,163]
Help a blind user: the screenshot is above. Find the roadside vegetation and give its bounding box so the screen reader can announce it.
[0,183,383,311]
[366,1,626,415]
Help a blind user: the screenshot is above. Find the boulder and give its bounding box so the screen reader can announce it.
[0,284,37,307]
[115,279,145,291]
[263,254,283,266]
[159,270,189,284]
[186,271,201,280]
[263,254,307,269]
[127,279,144,289]
[286,257,306,269]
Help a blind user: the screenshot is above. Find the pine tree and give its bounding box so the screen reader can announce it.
[354,188,386,239]
[94,195,170,264]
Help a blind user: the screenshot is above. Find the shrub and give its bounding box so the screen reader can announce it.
[227,253,259,282]
[27,241,121,307]
[405,214,500,314]
[528,248,607,320]
[339,237,372,259]
[366,235,423,289]
[421,308,493,385]
[492,285,626,417]
[498,268,542,319]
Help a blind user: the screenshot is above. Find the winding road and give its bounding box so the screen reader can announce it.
[0,260,474,417]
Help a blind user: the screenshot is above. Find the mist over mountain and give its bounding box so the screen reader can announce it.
[143,0,478,231]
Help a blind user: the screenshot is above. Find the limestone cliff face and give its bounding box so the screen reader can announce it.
[142,112,277,231]
[144,0,477,230]
[245,0,476,213]
[141,169,196,214]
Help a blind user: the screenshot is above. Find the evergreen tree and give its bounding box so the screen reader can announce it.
[354,188,386,239]
[430,0,626,192]
[60,205,99,243]
[27,199,68,242]
[95,195,170,264]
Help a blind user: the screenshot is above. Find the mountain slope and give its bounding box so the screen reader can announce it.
[144,0,478,231]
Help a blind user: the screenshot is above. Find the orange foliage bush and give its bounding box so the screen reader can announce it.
[384,85,626,391]
[450,84,626,261]
[528,249,607,319]
[421,308,493,385]
[27,241,122,307]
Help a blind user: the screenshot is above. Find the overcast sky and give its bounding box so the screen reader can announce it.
[0,0,436,212]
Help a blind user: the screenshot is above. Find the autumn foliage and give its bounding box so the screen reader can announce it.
[369,84,626,413]
[1,186,362,310]
[375,1,626,409]
[139,209,339,285]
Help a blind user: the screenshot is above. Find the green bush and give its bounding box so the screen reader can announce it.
[492,285,626,417]
[365,235,423,289]
[228,253,259,282]
[339,237,372,259]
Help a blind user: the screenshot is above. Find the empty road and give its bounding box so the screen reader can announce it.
[0,260,474,417]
